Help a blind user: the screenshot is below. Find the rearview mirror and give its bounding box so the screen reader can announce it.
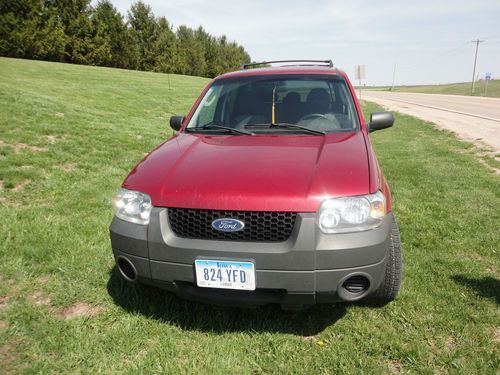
[369,112,394,133]
[170,115,185,131]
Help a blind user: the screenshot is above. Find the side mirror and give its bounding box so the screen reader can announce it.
[369,112,394,133]
[170,115,185,131]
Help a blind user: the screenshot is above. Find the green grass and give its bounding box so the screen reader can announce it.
[1,57,499,374]
[367,80,500,98]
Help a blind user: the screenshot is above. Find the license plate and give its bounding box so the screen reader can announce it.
[195,259,256,291]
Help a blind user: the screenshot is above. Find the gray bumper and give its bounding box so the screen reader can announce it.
[109,208,393,306]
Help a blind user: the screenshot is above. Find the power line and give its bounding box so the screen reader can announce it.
[429,42,471,61]
[480,33,500,40]
[396,41,471,71]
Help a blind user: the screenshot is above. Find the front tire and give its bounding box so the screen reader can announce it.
[370,215,403,304]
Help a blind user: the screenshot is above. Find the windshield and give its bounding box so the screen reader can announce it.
[186,75,359,134]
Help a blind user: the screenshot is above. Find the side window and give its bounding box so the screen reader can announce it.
[196,86,220,126]
[335,81,358,127]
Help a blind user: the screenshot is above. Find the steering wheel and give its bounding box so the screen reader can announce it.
[299,113,330,122]
[298,113,341,130]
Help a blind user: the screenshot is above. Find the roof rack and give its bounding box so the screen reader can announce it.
[242,59,333,69]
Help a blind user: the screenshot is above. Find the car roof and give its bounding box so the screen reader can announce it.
[215,65,348,80]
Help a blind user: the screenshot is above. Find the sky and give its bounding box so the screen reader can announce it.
[111,0,500,85]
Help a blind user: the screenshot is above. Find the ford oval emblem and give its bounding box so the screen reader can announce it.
[211,218,245,232]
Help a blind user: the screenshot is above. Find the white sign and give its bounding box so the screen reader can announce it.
[354,65,366,80]
[485,73,491,81]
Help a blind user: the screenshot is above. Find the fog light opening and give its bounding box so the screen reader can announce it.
[342,275,370,294]
[117,257,137,282]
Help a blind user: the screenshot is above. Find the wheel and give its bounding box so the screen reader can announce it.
[370,215,403,304]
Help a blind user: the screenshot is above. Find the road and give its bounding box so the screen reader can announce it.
[360,91,500,152]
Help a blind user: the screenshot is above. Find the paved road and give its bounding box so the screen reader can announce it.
[361,91,500,152]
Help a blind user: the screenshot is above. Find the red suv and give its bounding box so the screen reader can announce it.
[110,60,402,309]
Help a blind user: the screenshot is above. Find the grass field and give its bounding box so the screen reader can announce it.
[1,57,499,374]
[367,80,500,98]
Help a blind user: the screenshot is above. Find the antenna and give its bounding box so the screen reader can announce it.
[167,72,172,117]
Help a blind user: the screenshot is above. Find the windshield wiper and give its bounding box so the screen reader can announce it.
[190,124,254,136]
[245,123,326,135]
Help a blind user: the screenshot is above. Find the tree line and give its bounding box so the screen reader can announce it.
[0,0,252,78]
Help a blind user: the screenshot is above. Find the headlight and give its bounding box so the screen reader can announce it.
[113,188,152,225]
[318,191,386,233]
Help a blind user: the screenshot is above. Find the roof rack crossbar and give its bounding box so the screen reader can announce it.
[242,59,333,69]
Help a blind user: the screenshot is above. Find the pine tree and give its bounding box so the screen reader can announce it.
[0,0,252,77]
[128,1,157,70]
[91,0,139,68]
[152,16,178,73]
[48,0,95,64]
[0,0,66,60]
[176,25,207,77]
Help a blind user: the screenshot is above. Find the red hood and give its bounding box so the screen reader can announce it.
[123,132,369,212]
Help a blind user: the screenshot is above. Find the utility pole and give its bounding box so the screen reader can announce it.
[391,64,396,91]
[471,39,484,95]
[359,77,362,101]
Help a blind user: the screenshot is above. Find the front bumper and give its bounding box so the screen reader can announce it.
[109,207,393,307]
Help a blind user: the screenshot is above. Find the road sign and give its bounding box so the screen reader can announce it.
[354,65,365,100]
[354,65,366,80]
[485,73,491,81]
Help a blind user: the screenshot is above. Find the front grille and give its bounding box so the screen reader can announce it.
[168,208,297,242]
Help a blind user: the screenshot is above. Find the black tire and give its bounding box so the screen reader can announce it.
[369,215,403,304]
